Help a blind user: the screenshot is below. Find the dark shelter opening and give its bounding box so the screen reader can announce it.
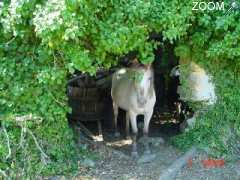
[67,34,192,142]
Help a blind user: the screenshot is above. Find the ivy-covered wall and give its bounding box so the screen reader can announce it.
[0,0,240,177]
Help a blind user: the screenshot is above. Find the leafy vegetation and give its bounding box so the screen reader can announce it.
[0,0,240,177]
[172,4,240,158]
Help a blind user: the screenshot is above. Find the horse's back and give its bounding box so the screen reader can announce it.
[111,68,134,109]
[112,68,128,90]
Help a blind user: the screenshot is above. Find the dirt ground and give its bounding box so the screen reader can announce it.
[62,111,240,180]
[74,138,239,180]
[70,117,240,180]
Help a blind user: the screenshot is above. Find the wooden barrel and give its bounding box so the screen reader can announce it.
[67,86,105,121]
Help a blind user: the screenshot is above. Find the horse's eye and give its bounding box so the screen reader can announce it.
[149,77,153,81]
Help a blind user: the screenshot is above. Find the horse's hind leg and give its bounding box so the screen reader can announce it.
[113,102,120,137]
[129,111,138,158]
[125,112,130,139]
[143,110,153,155]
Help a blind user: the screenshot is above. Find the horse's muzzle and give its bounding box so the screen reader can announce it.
[137,97,147,107]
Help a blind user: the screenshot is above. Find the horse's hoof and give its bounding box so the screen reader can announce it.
[114,132,120,138]
[131,151,139,159]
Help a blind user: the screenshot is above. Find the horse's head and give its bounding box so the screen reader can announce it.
[132,64,154,106]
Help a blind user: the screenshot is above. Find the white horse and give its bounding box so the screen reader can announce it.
[111,64,156,157]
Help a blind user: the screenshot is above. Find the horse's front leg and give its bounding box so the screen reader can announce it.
[129,111,138,158]
[143,110,153,155]
[125,112,130,139]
